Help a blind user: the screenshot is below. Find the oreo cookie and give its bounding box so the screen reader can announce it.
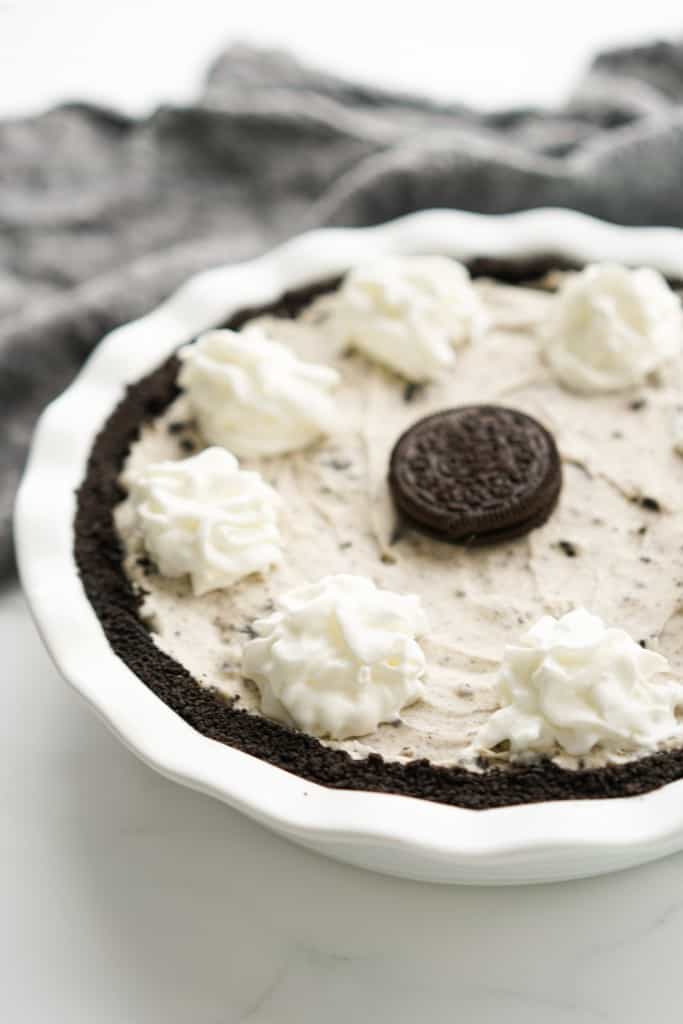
[389,405,562,545]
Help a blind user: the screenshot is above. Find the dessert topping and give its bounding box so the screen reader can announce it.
[242,574,428,738]
[126,446,282,595]
[178,326,339,457]
[478,607,683,757]
[543,263,682,393]
[326,255,485,381]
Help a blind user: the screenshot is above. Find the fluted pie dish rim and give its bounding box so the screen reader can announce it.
[15,207,683,884]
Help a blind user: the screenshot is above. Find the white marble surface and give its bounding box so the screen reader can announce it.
[4,580,683,1021]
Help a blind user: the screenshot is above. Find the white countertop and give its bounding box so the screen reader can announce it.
[5,3,683,1019]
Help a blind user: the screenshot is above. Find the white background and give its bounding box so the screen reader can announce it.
[4,2,683,1021]
[2,0,683,116]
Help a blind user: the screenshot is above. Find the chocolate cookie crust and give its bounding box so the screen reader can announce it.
[389,405,562,544]
[74,267,683,810]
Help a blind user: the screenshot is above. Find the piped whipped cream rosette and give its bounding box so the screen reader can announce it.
[478,608,683,759]
[542,263,683,393]
[178,325,340,457]
[126,446,283,595]
[325,255,486,382]
[242,574,429,739]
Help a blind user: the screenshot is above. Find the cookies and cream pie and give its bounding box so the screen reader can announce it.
[75,254,683,808]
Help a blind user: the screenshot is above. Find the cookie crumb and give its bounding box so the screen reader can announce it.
[403,382,424,403]
[167,420,188,435]
[557,540,578,558]
[389,522,405,546]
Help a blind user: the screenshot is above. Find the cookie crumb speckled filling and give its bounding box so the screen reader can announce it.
[74,263,683,809]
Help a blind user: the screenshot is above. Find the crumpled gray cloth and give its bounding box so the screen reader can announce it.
[3,39,683,578]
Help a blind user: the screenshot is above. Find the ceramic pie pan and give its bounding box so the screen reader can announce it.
[15,208,683,884]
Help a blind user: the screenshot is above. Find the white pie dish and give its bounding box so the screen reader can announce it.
[15,207,683,885]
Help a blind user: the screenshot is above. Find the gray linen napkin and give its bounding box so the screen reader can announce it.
[3,40,683,578]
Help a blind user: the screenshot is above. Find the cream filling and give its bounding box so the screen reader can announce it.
[115,276,683,770]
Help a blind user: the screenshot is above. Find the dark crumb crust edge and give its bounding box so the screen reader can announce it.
[74,255,683,810]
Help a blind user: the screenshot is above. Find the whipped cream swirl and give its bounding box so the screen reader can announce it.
[242,574,429,739]
[326,255,485,381]
[543,263,682,393]
[126,447,282,595]
[178,326,340,457]
[478,608,683,758]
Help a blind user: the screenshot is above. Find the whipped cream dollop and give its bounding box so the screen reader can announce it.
[126,447,282,595]
[178,326,340,457]
[326,255,485,381]
[242,574,429,739]
[478,608,683,758]
[543,263,683,393]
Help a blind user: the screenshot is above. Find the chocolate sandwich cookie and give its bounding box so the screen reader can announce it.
[389,405,562,544]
